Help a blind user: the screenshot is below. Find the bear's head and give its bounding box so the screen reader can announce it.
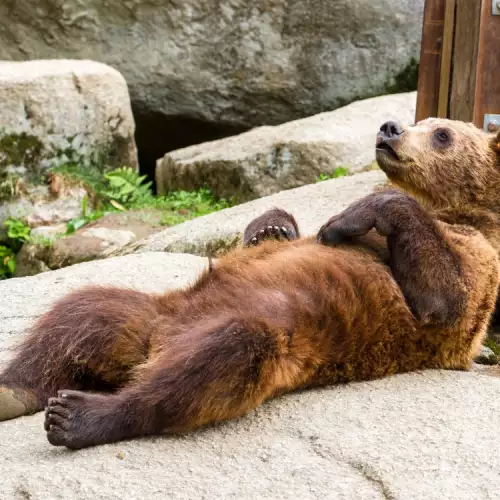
[375,118,500,211]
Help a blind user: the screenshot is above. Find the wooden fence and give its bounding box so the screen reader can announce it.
[415,0,500,131]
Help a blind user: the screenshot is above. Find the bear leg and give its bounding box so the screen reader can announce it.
[44,315,290,449]
[0,286,163,421]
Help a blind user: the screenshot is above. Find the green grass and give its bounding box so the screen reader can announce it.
[155,189,232,226]
[316,166,350,182]
[50,162,108,194]
[58,165,234,232]
[0,164,235,279]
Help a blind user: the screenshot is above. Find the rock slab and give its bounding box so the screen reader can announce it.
[0,1,423,130]
[1,254,500,499]
[0,59,138,185]
[13,210,166,277]
[116,169,388,258]
[156,92,417,202]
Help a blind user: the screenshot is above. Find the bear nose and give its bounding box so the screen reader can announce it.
[379,121,404,139]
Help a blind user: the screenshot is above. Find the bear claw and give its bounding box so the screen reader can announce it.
[247,224,294,246]
[243,208,299,247]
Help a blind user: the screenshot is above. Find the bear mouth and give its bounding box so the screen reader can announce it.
[376,141,400,161]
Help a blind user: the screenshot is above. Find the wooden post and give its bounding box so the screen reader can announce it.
[449,0,483,121]
[437,0,456,118]
[415,0,500,131]
[415,0,446,121]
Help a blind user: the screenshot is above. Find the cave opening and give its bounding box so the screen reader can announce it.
[132,107,251,194]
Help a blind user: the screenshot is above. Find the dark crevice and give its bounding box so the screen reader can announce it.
[132,106,251,194]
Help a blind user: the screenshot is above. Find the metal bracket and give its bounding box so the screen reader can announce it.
[493,0,500,15]
[484,114,500,133]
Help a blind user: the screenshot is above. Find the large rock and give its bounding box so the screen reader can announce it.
[14,169,387,277]
[14,210,166,277]
[1,254,500,499]
[115,169,388,258]
[0,1,423,169]
[0,183,89,242]
[156,92,416,201]
[0,59,138,189]
[0,253,209,363]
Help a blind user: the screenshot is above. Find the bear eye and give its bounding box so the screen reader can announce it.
[434,128,451,145]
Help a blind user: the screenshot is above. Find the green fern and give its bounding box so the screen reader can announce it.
[102,167,153,207]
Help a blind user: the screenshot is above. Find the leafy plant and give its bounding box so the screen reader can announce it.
[316,166,350,182]
[160,213,188,227]
[50,163,235,234]
[4,218,31,252]
[0,217,32,279]
[48,161,107,195]
[102,167,154,207]
[0,158,236,281]
[158,189,232,226]
[65,196,106,235]
[0,245,16,278]
[5,218,31,242]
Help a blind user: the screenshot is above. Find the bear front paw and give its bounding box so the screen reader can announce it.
[317,190,419,245]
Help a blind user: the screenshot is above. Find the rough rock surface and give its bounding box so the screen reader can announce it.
[14,210,165,277]
[0,1,422,152]
[1,254,500,500]
[474,345,499,365]
[115,169,388,258]
[0,59,138,186]
[0,184,88,242]
[156,92,416,201]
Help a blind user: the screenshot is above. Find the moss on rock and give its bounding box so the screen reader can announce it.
[0,133,45,184]
[384,58,419,94]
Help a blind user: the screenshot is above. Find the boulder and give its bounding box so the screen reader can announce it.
[0,184,88,242]
[0,1,423,169]
[0,59,138,190]
[14,210,165,277]
[156,92,416,202]
[1,254,500,499]
[114,169,388,258]
[13,169,387,277]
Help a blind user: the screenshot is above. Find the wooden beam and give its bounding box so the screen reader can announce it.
[437,0,456,117]
[415,0,447,121]
[448,0,482,121]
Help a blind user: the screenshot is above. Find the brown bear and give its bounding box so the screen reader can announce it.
[0,118,498,450]
[245,118,500,322]
[376,118,500,326]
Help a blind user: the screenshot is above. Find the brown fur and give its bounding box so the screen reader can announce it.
[243,208,300,246]
[375,118,500,323]
[377,118,500,246]
[0,119,498,450]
